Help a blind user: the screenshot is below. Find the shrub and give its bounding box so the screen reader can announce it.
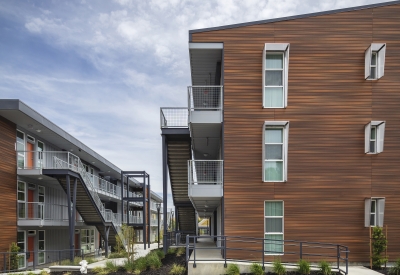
[105,260,120,273]
[108,251,128,259]
[250,262,264,275]
[226,263,240,275]
[146,253,162,269]
[372,227,388,269]
[124,259,136,273]
[169,263,186,275]
[155,249,165,259]
[167,248,176,255]
[318,261,332,275]
[273,258,286,275]
[389,258,400,275]
[40,271,50,275]
[176,247,186,257]
[297,259,311,275]
[92,267,108,275]
[8,242,20,271]
[134,257,147,272]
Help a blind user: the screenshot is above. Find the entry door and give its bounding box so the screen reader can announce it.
[28,189,34,219]
[26,143,34,169]
[27,236,34,265]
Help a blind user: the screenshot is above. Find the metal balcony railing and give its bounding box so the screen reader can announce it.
[188,86,223,110]
[160,107,189,128]
[17,202,84,222]
[17,151,121,199]
[188,160,223,185]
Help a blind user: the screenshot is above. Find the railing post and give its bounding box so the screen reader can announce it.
[262,238,265,270]
[300,242,303,260]
[3,253,6,272]
[193,236,196,268]
[346,247,349,275]
[58,250,61,265]
[337,245,340,270]
[224,236,227,268]
[33,250,36,271]
[186,235,189,265]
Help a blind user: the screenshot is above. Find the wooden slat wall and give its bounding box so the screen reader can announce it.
[0,117,17,254]
[192,4,400,262]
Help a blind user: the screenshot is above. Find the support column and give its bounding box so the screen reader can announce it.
[162,134,168,254]
[120,172,124,223]
[175,206,178,232]
[66,174,74,261]
[104,226,110,257]
[147,178,150,248]
[71,178,77,252]
[142,173,146,250]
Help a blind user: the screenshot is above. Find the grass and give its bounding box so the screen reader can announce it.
[273,258,286,275]
[167,247,176,255]
[105,260,120,273]
[169,263,186,275]
[250,262,264,275]
[175,247,186,257]
[389,258,400,275]
[123,259,136,273]
[226,263,240,275]
[134,257,148,272]
[297,259,311,275]
[318,260,332,275]
[145,252,162,269]
[59,256,95,266]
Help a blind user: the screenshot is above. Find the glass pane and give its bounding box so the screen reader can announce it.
[39,241,44,250]
[18,256,25,268]
[265,144,283,160]
[17,232,25,242]
[264,161,283,181]
[370,214,375,226]
[38,142,44,151]
[266,217,283,232]
[17,143,25,151]
[265,71,283,86]
[370,127,376,139]
[370,141,376,153]
[265,129,283,143]
[264,87,283,107]
[371,52,377,66]
[265,201,283,216]
[18,156,24,169]
[370,67,376,79]
[371,200,376,212]
[39,231,44,240]
[266,54,283,69]
[17,131,24,143]
[265,234,283,254]
[38,252,45,264]
[18,192,25,201]
[18,182,25,192]
[18,203,26,218]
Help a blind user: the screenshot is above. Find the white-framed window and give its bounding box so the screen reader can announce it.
[365,198,385,227]
[81,229,95,253]
[37,140,45,168]
[38,230,45,264]
[264,201,284,255]
[16,130,25,169]
[365,43,386,80]
[263,121,289,182]
[17,231,26,268]
[365,121,385,154]
[38,186,45,219]
[263,43,290,108]
[17,181,26,219]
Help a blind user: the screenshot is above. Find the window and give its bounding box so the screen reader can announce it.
[37,140,44,168]
[16,130,25,169]
[365,43,386,80]
[263,121,289,182]
[38,186,45,219]
[81,229,95,253]
[365,198,385,227]
[17,181,26,219]
[38,230,45,264]
[365,121,385,154]
[263,43,289,108]
[264,201,284,254]
[17,231,26,268]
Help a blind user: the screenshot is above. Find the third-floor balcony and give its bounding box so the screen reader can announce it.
[188,86,223,123]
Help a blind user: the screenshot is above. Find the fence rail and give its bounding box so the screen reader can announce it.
[186,235,349,275]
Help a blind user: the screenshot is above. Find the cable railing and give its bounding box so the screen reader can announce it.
[188,160,223,185]
[17,202,83,222]
[188,86,223,110]
[186,235,349,275]
[160,107,189,128]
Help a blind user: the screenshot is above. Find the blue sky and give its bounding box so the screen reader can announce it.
[0,0,388,205]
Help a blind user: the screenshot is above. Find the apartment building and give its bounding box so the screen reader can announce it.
[0,99,162,269]
[161,1,400,262]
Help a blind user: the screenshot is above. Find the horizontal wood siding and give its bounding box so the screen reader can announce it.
[192,4,400,262]
[0,117,17,255]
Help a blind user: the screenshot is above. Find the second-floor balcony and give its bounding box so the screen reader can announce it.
[17,151,121,199]
[188,160,223,198]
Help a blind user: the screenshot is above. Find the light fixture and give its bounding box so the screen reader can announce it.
[203,153,208,157]
[92,161,95,164]
[36,129,41,133]
[38,177,43,180]
[70,149,73,152]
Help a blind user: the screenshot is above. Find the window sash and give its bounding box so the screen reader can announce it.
[365,44,386,80]
[265,201,284,254]
[365,122,385,154]
[365,198,385,227]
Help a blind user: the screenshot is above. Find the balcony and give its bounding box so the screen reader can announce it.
[188,86,223,123]
[17,202,84,227]
[122,215,143,224]
[160,107,188,128]
[17,151,121,199]
[188,160,223,215]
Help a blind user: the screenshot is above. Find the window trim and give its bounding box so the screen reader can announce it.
[365,43,386,80]
[263,43,290,108]
[365,121,385,154]
[264,200,284,255]
[262,121,289,182]
[365,197,385,227]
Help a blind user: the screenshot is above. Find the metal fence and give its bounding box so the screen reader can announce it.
[160,107,189,128]
[186,235,349,275]
[188,160,223,185]
[188,86,223,110]
[0,248,106,273]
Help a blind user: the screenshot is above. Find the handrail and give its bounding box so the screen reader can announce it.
[188,85,223,110]
[160,107,189,128]
[17,202,83,222]
[186,235,349,275]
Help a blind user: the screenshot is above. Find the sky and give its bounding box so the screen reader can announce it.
[0,0,390,206]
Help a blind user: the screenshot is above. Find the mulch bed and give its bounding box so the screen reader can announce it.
[240,272,341,275]
[51,253,187,275]
[365,267,390,275]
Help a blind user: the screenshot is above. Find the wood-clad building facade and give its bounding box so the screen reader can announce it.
[162,1,400,264]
